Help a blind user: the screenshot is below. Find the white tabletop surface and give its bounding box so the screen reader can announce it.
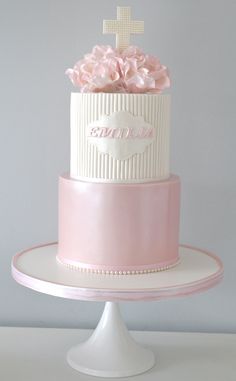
[0,327,235,381]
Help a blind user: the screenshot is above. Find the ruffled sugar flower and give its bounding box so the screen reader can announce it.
[66,45,170,94]
[121,46,170,93]
[66,45,123,93]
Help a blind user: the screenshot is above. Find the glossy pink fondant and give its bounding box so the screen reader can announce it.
[57,174,181,272]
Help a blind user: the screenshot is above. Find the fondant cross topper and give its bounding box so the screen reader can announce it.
[103,6,144,51]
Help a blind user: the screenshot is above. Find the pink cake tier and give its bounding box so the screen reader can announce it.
[57,174,181,274]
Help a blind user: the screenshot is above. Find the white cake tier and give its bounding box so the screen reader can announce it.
[70,93,170,183]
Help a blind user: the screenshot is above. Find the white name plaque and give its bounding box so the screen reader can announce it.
[87,111,155,160]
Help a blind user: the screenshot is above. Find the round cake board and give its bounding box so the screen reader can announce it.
[11,243,223,378]
[12,243,223,302]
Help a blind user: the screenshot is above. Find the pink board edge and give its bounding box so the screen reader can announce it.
[11,242,224,302]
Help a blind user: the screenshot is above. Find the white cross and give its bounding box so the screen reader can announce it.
[103,7,144,51]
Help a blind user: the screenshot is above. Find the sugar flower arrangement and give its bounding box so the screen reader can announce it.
[66,45,170,94]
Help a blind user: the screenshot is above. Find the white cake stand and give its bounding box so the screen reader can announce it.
[11,243,223,378]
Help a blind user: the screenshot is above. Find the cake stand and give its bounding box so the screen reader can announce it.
[11,243,223,378]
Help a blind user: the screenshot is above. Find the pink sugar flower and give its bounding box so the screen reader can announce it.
[66,45,170,94]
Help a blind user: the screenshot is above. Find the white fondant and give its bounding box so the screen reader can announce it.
[87,111,154,160]
[70,93,170,183]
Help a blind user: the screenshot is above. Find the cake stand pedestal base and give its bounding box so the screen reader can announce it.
[67,302,155,378]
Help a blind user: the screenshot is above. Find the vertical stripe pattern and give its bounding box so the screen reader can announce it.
[70,93,170,183]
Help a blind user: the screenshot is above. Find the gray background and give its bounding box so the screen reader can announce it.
[1,0,235,333]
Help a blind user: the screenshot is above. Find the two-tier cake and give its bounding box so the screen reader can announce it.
[57,6,181,275]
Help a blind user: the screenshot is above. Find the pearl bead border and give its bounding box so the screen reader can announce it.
[57,257,181,275]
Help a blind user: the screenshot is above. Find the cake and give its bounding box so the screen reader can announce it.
[57,6,181,275]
